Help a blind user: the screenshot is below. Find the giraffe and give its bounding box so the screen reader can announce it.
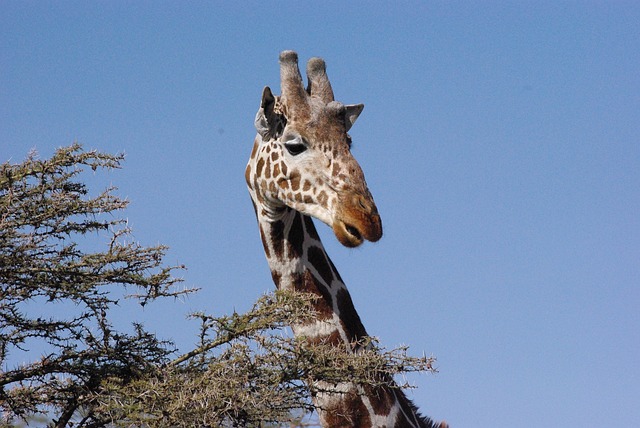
[245,51,447,428]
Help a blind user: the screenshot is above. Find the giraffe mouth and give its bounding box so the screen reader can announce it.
[333,220,364,248]
[345,223,363,243]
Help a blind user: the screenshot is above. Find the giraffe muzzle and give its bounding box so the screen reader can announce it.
[333,195,383,247]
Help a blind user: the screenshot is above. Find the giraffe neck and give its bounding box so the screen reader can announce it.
[257,206,367,345]
[253,205,442,428]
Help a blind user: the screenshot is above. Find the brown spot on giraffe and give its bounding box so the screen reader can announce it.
[290,170,301,191]
[323,389,371,427]
[307,245,334,287]
[296,270,334,321]
[244,164,252,188]
[326,250,344,284]
[259,224,271,259]
[264,156,271,179]
[317,190,328,207]
[249,139,259,159]
[286,211,305,257]
[269,220,285,259]
[335,287,368,342]
[255,157,265,178]
[303,214,320,241]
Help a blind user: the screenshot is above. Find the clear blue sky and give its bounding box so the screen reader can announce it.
[2,2,639,427]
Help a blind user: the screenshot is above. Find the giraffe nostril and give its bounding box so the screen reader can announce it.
[356,196,374,214]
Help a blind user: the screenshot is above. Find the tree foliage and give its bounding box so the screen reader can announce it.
[1,144,192,427]
[1,144,437,427]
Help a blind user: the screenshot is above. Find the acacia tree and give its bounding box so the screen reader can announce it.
[0,144,194,426]
[1,144,436,427]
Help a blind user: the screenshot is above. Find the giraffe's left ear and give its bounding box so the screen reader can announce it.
[344,104,364,131]
[255,86,283,139]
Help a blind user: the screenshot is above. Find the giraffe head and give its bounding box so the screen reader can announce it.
[247,51,382,247]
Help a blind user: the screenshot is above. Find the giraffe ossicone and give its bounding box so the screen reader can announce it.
[246,50,447,428]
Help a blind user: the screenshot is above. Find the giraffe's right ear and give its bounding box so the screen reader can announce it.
[254,86,283,139]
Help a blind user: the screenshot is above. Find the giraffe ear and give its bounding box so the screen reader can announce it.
[261,86,276,111]
[344,104,364,131]
[255,86,279,138]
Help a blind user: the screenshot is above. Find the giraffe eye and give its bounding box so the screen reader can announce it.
[284,139,307,156]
